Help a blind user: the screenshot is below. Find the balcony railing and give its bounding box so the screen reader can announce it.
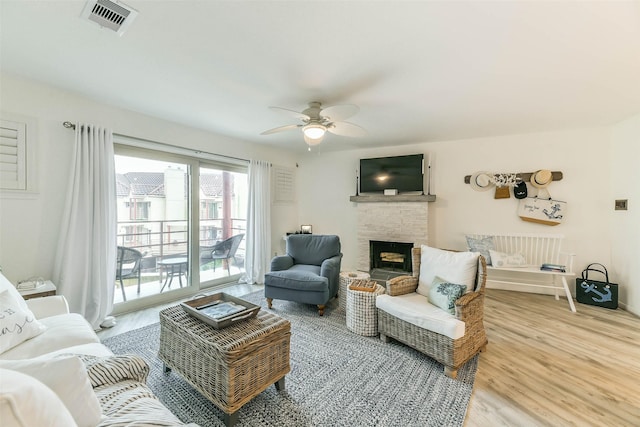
[117,218,246,270]
[114,218,246,304]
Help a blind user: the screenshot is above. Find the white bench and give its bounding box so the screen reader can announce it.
[465,233,576,312]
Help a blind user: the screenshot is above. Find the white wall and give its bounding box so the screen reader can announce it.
[610,112,640,315]
[0,73,298,283]
[3,73,637,315]
[297,126,640,312]
[297,145,430,271]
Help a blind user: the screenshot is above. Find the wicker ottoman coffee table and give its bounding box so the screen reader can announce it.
[158,305,291,426]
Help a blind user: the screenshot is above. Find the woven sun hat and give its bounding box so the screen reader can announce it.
[530,169,553,189]
[469,171,494,192]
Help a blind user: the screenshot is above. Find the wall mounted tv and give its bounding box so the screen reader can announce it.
[359,154,424,194]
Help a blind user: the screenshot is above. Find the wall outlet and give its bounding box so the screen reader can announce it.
[615,199,628,210]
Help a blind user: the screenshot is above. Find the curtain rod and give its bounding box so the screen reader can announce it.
[62,121,249,164]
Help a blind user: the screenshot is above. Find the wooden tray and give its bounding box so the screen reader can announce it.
[180,292,260,329]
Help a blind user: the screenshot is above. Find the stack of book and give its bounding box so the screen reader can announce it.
[540,263,566,273]
[16,279,46,291]
[198,301,245,319]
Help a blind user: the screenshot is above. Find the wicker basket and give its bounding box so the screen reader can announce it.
[346,283,385,336]
[339,271,370,309]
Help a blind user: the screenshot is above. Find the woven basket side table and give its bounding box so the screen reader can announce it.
[339,271,370,309]
[159,305,291,426]
[346,283,385,336]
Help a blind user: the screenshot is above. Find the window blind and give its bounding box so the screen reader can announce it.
[0,120,26,190]
[272,165,296,203]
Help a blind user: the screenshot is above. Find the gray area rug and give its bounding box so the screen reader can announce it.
[102,291,477,427]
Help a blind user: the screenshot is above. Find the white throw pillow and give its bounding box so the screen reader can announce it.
[0,355,103,427]
[0,368,78,427]
[417,246,479,297]
[0,290,46,354]
[489,250,528,268]
[0,272,29,311]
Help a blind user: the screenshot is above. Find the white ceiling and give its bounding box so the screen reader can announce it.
[2,1,640,152]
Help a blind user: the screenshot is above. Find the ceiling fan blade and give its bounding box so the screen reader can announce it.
[327,121,368,138]
[320,104,359,122]
[268,106,310,120]
[260,124,300,135]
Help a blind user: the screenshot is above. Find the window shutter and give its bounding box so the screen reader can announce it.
[0,120,26,190]
[272,165,295,203]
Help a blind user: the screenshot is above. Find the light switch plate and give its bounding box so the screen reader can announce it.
[615,199,628,210]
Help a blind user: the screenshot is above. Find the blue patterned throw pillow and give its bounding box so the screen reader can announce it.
[428,276,468,315]
[465,235,495,265]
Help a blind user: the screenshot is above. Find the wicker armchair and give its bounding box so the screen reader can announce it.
[376,247,488,379]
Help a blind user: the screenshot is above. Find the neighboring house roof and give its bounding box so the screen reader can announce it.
[115,174,131,197]
[200,174,226,197]
[116,172,232,198]
[118,172,165,197]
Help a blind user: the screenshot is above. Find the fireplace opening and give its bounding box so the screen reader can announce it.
[369,240,413,274]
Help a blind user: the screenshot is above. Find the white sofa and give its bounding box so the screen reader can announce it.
[0,271,196,427]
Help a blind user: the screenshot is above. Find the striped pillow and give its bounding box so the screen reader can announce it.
[78,354,149,387]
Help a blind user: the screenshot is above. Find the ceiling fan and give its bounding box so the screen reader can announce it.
[261,101,367,149]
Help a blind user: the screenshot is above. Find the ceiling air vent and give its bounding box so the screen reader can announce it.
[81,0,138,36]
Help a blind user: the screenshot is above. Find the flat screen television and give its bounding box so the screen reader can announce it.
[359,154,424,194]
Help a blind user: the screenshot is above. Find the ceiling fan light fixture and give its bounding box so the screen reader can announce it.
[261,102,366,150]
[302,124,326,139]
[304,134,324,146]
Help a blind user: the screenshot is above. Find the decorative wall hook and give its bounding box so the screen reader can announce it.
[464,171,563,184]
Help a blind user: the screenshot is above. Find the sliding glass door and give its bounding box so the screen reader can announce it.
[114,153,193,305]
[198,166,248,286]
[112,144,248,311]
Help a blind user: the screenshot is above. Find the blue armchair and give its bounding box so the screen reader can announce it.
[265,234,342,316]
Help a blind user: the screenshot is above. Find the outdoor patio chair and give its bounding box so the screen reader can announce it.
[200,233,245,276]
[116,246,144,301]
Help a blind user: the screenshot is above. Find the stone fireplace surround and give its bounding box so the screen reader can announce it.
[356,201,429,273]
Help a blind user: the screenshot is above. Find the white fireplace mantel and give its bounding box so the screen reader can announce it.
[350,194,436,203]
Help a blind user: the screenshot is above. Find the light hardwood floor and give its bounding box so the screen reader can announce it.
[97,287,640,426]
[466,290,640,427]
[96,282,261,339]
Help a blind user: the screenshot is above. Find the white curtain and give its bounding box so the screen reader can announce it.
[242,160,271,284]
[53,123,116,329]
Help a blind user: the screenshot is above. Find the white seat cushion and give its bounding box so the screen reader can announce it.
[43,342,113,359]
[0,313,99,360]
[376,292,465,340]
